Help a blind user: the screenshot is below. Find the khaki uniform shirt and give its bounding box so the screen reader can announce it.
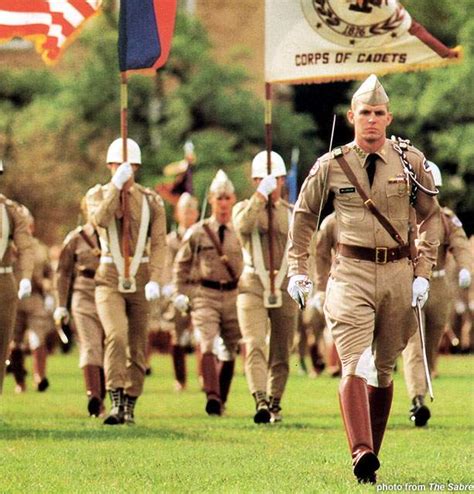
[86,182,167,284]
[288,139,440,279]
[435,207,472,271]
[0,195,34,279]
[173,216,243,295]
[29,238,54,295]
[233,195,292,287]
[56,225,100,307]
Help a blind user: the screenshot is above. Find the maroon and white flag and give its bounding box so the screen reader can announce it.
[265,0,462,84]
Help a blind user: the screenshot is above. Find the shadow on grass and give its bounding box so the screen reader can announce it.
[0,425,192,442]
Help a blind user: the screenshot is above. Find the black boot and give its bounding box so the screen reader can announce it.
[103,388,125,425]
[269,396,282,423]
[253,391,271,424]
[124,394,138,425]
[410,395,431,427]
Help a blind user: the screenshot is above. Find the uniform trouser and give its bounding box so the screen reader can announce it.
[0,274,17,393]
[191,286,241,355]
[325,256,416,388]
[95,285,149,397]
[238,290,297,398]
[72,288,105,369]
[14,292,52,348]
[402,277,451,398]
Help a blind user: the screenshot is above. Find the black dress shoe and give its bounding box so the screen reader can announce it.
[37,378,49,392]
[410,395,431,427]
[88,396,102,417]
[205,398,222,416]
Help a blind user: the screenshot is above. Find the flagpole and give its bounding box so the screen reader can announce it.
[120,71,131,281]
[265,82,276,302]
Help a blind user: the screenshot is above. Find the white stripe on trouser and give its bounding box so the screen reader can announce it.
[355,346,379,386]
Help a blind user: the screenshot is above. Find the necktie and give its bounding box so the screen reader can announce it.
[365,153,378,188]
[218,224,226,244]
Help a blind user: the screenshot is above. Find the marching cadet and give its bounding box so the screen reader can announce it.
[0,182,34,394]
[86,138,167,425]
[173,170,242,416]
[54,197,106,417]
[402,162,472,426]
[233,151,298,424]
[161,192,199,391]
[287,74,440,483]
[10,209,54,393]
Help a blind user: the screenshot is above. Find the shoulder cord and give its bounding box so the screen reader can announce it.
[391,136,438,204]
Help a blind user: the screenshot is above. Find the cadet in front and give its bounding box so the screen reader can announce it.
[86,138,167,425]
[287,75,440,483]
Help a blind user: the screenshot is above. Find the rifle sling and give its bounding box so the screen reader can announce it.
[202,223,237,282]
[335,154,406,247]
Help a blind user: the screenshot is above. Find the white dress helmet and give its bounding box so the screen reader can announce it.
[426,161,442,187]
[251,151,286,178]
[106,138,142,165]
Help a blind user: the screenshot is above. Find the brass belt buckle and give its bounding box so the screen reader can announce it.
[375,247,388,264]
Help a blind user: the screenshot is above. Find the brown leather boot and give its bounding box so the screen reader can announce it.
[218,359,235,408]
[368,382,394,455]
[201,352,221,416]
[339,376,380,484]
[172,345,187,391]
[83,365,103,417]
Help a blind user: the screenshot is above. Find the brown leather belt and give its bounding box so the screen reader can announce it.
[78,269,96,279]
[337,243,411,264]
[201,279,238,291]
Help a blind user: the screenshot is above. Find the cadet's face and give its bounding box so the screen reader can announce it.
[176,207,199,229]
[209,193,236,222]
[347,102,392,148]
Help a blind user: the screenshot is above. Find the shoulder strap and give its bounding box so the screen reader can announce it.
[78,228,101,257]
[202,223,237,281]
[334,150,406,247]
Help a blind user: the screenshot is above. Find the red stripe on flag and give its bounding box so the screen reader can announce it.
[69,0,96,18]
[152,0,177,70]
[0,1,50,13]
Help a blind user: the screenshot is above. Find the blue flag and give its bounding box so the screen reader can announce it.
[118,0,161,71]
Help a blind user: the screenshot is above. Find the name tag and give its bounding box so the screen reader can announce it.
[339,187,356,194]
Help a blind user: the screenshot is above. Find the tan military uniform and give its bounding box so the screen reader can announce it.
[174,217,242,355]
[56,226,103,368]
[403,207,472,398]
[0,195,33,392]
[14,237,54,348]
[86,182,167,397]
[233,195,297,400]
[288,139,440,388]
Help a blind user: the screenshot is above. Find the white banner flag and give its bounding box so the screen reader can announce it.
[265,0,461,84]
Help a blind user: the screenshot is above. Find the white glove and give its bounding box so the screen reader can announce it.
[288,274,313,310]
[257,175,277,199]
[174,294,190,314]
[411,277,429,308]
[18,278,32,300]
[458,268,471,289]
[308,291,325,312]
[44,294,55,313]
[53,306,69,324]
[161,283,174,299]
[145,281,160,301]
[111,161,133,190]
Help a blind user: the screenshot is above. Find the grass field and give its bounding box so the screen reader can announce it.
[0,349,472,493]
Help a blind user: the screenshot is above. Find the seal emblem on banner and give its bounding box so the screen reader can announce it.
[300,0,411,48]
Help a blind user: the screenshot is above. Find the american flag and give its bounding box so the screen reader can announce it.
[0,1,101,64]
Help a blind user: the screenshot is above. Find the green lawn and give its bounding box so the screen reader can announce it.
[0,349,472,493]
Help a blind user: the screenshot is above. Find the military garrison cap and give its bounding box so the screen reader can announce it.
[352,74,389,106]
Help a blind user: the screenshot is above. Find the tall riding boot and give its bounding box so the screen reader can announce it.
[32,345,49,392]
[83,365,103,417]
[219,359,235,408]
[368,382,394,455]
[10,348,27,392]
[201,352,221,416]
[339,376,380,484]
[172,345,187,391]
[103,388,125,425]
